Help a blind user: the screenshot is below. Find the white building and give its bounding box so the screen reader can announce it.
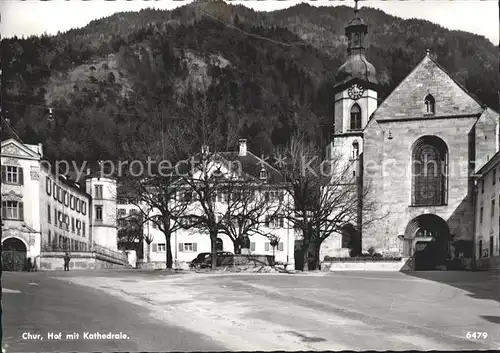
[86,173,119,250]
[40,163,91,253]
[2,139,44,270]
[1,138,121,271]
[118,139,295,269]
[474,151,500,270]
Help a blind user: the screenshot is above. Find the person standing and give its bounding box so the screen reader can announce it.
[63,252,70,271]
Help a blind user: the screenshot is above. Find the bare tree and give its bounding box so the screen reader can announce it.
[116,208,154,262]
[216,183,284,255]
[171,94,265,269]
[119,104,188,269]
[273,133,383,271]
[267,234,281,264]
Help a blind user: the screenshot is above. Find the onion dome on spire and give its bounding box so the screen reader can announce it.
[334,0,377,90]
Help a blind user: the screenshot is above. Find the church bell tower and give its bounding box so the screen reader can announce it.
[330,0,378,156]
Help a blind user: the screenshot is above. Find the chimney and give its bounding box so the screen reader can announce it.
[201,144,209,155]
[38,143,43,158]
[238,139,247,156]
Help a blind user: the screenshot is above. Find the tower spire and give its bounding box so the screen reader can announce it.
[333,0,377,90]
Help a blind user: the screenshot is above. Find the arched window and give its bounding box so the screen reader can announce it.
[424,94,435,114]
[352,141,359,159]
[412,136,448,206]
[350,104,362,130]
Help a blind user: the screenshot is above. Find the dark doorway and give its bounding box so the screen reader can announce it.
[405,214,451,271]
[215,237,223,252]
[2,237,27,272]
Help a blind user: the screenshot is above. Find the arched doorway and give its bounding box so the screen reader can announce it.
[404,214,451,270]
[216,237,223,252]
[2,237,27,272]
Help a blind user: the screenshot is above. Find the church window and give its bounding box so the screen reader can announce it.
[424,94,435,114]
[352,141,359,159]
[350,104,362,130]
[412,136,448,206]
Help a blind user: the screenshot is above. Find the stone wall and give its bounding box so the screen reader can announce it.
[39,252,126,270]
[322,258,412,272]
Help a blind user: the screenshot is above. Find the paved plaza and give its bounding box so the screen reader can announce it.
[3,269,499,351]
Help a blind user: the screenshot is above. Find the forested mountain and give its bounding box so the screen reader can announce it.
[2,0,498,163]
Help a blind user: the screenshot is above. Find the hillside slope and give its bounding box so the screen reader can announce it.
[2,1,498,162]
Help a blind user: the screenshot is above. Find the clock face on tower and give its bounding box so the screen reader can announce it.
[348,84,364,100]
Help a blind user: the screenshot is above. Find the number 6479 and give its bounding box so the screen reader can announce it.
[466,332,488,339]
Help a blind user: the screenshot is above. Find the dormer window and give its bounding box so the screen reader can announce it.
[352,141,359,160]
[259,168,267,180]
[350,104,362,130]
[424,94,435,114]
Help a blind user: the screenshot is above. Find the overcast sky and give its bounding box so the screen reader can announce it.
[1,0,499,45]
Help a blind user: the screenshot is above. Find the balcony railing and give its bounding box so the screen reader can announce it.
[41,242,127,265]
[92,243,128,264]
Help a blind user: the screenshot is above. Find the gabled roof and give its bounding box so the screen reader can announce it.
[168,149,285,187]
[372,54,485,121]
[219,151,285,184]
[476,150,500,176]
[1,138,41,160]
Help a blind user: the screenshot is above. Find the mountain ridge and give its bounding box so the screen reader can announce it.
[2,1,498,163]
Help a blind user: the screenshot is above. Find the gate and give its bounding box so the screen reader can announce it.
[2,238,27,272]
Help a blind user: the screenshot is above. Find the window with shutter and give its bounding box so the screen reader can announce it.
[72,217,75,233]
[250,242,256,251]
[70,195,75,209]
[157,243,166,252]
[54,209,58,226]
[82,201,86,215]
[47,204,51,223]
[265,243,270,251]
[278,242,284,251]
[46,177,52,195]
[64,191,69,206]
[19,167,24,185]
[1,166,6,182]
[2,201,23,220]
[76,199,81,212]
[53,184,57,200]
[152,243,158,252]
[19,202,24,220]
[82,222,86,237]
[178,243,183,252]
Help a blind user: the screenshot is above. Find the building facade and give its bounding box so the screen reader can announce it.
[321,5,499,270]
[474,151,500,270]
[1,138,120,271]
[118,139,295,268]
[1,139,44,271]
[40,164,91,254]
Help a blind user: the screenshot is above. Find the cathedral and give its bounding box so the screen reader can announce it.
[324,3,499,270]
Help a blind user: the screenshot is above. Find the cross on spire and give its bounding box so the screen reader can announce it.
[354,0,359,14]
